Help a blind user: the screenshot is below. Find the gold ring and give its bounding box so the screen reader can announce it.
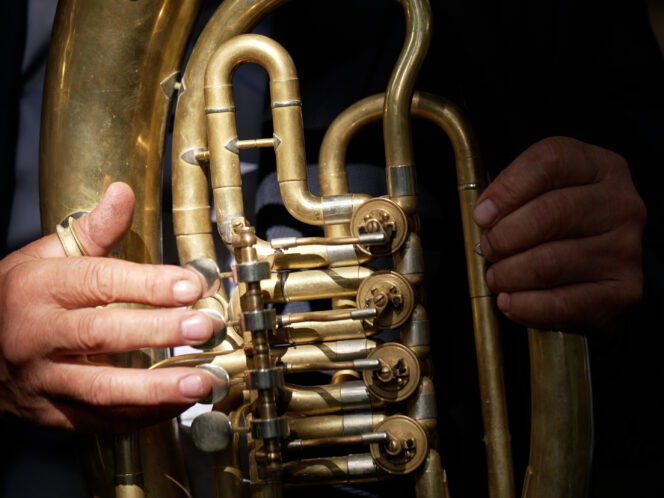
[56,213,89,257]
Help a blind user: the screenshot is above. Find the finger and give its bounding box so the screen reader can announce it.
[485,234,635,293]
[20,182,136,259]
[495,278,642,330]
[43,398,192,433]
[479,183,622,261]
[473,137,622,228]
[47,308,216,356]
[41,257,204,308]
[42,363,213,409]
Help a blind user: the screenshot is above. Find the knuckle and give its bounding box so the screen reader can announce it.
[89,370,116,407]
[538,194,566,240]
[75,313,105,352]
[533,137,566,179]
[484,227,509,259]
[145,269,164,302]
[83,261,118,303]
[550,291,573,326]
[531,245,563,287]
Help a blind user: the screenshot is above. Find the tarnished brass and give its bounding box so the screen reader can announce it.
[350,198,409,256]
[370,415,429,475]
[356,270,416,329]
[41,0,592,496]
[363,343,421,402]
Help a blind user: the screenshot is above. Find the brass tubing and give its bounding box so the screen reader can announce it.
[200,340,376,378]
[522,330,592,498]
[261,266,374,303]
[41,2,202,497]
[288,413,388,440]
[415,450,450,498]
[318,91,514,497]
[281,382,382,416]
[272,319,377,344]
[204,33,367,233]
[114,434,144,498]
[172,0,289,266]
[385,0,432,214]
[281,454,387,486]
[213,404,246,498]
[256,241,371,272]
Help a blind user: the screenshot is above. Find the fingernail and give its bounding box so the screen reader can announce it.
[497,292,511,312]
[473,199,498,227]
[473,243,483,257]
[179,374,206,399]
[181,315,212,343]
[173,279,200,304]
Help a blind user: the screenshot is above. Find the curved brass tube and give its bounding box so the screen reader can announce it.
[384,0,432,215]
[205,33,369,238]
[40,1,203,496]
[319,91,513,495]
[172,0,289,266]
[319,90,593,497]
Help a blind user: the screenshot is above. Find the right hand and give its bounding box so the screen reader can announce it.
[0,183,216,432]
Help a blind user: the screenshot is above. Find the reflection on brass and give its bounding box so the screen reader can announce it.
[41,0,592,495]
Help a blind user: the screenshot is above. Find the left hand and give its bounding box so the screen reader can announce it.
[472,136,646,330]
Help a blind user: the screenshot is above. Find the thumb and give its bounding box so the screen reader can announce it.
[21,182,136,259]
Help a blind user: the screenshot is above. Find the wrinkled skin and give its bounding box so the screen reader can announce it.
[473,137,647,330]
[0,183,215,432]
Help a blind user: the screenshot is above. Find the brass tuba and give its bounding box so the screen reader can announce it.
[40,0,593,496]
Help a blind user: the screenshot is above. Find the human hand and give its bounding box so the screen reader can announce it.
[0,183,216,432]
[473,137,646,330]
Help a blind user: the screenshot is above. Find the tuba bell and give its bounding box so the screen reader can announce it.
[40,0,593,496]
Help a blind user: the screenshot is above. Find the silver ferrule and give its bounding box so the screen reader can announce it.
[408,391,438,421]
[322,195,355,224]
[396,237,424,276]
[340,381,371,411]
[326,244,360,267]
[343,412,376,436]
[388,164,417,197]
[334,339,369,360]
[402,319,430,348]
[347,453,378,476]
[271,236,298,250]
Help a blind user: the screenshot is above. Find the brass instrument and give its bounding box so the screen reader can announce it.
[40,1,593,497]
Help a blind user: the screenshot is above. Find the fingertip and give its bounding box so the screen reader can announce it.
[178,373,212,401]
[497,292,511,313]
[180,313,214,344]
[473,198,499,227]
[75,182,136,256]
[173,278,203,305]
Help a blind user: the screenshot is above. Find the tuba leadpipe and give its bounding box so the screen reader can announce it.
[38,0,594,497]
